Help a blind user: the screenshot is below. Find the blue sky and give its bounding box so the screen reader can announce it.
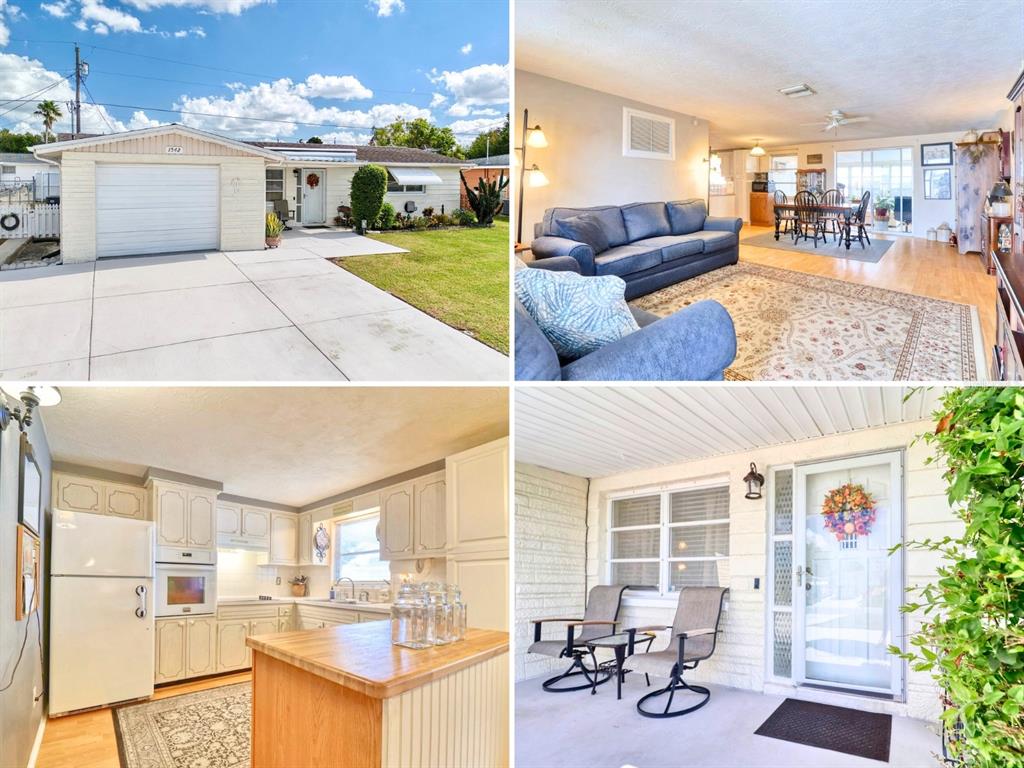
[0,0,509,144]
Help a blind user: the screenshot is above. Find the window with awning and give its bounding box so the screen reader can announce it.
[386,166,444,193]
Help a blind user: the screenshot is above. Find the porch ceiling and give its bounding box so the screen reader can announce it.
[515,386,946,478]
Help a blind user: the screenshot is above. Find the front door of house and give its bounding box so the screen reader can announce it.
[792,451,903,696]
[301,168,325,225]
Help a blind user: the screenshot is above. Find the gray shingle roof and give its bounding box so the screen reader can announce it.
[0,152,45,163]
[466,153,510,167]
[250,141,468,165]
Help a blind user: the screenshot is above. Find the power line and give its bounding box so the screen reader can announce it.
[0,74,71,111]
[81,81,115,134]
[0,77,71,121]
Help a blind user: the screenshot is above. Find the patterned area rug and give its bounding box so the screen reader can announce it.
[633,262,984,380]
[113,683,251,768]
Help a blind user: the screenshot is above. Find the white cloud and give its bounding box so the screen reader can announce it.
[294,74,372,101]
[471,108,500,116]
[448,116,506,138]
[72,17,86,29]
[40,0,72,17]
[122,0,269,13]
[127,109,164,129]
[429,92,446,108]
[92,21,109,33]
[0,0,12,46]
[369,0,403,17]
[460,42,472,55]
[318,129,372,145]
[430,63,508,116]
[80,0,142,32]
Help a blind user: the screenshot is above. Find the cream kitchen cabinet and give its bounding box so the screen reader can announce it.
[241,507,270,544]
[216,502,242,541]
[378,471,446,560]
[155,616,216,683]
[268,512,298,565]
[217,502,270,549]
[445,438,508,554]
[149,479,217,563]
[53,473,148,520]
[214,604,284,673]
[216,620,251,672]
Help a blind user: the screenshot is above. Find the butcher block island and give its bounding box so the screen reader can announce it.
[247,621,510,768]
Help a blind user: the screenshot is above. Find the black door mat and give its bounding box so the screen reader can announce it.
[754,697,892,762]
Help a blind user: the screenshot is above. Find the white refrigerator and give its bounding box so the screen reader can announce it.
[49,509,156,715]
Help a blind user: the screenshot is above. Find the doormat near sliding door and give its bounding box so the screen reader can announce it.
[741,232,895,263]
[754,697,892,762]
[631,262,985,381]
[113,683,251,768]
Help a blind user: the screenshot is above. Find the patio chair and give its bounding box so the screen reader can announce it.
[625,586,728,718]
[529,584,629,693]
[272,200,293,231]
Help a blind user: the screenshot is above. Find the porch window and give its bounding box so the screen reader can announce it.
[332,512,389,582]
[608,485,730,594]
[386,171,425,194]
[266,168,284,203]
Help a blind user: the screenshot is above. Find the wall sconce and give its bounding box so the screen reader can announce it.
[0,385,62,432]
[516,108,550,245]
[743,462,764,500]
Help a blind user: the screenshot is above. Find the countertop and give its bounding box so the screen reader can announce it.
[217,596,391,613]
[246,620,509,699]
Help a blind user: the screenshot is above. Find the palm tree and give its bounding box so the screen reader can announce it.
[34,100,62,143]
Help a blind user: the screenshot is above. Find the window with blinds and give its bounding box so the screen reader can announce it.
[623,107,675,160]
[608,485,729,594]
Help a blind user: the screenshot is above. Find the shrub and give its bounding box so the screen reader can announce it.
[891,387,1024,767]
[349,165,387,233]
[452,208,477,226]
[411,216,430,230]
[433,213,454,227]
[376,201,397,230]
[421,206,435,218]
[265,212,283,238]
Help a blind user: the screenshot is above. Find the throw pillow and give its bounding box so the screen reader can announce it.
[514,267,639,360]
[555,213,611,255]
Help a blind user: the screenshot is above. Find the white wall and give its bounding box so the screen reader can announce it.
[515,70,710,244]
[216,549,298,598]
[514,463,589,682]
[765,130,996,238]
[550,420,961,722]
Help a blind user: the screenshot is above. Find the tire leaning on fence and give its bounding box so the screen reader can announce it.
[0,213,19,232]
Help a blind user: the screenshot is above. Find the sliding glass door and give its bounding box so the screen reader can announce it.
[835,147,914,228]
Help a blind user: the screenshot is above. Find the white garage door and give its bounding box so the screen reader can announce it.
[96,164,219,258]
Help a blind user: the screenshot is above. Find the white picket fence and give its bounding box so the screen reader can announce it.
[0,203,60,239]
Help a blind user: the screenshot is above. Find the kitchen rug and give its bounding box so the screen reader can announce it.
[632,261,985,381]
[113,682,251,768]
[741,231,895,263]
[754,697,892,762]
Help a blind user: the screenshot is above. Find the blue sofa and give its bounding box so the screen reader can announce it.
[531,199,742,300]
[515,257,737,381]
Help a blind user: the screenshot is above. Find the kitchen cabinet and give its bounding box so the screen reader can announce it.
[217,502,270,549]
[750,192,774,226]
[297,512,313,565]
[150,479,217,563]
[242,507,270,543]
[54,473,147,520]
[379,471,447,560]
[250,617,279,637]
[446,438,508,555]
[185,617,216,678]
[268,512,298,565]
[216,620,251,672]
[379,482,414,559]
[155,616,216,683]
[447,551,509,631]
[216,502,242,540]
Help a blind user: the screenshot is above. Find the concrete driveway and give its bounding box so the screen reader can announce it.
[0,230,508,381]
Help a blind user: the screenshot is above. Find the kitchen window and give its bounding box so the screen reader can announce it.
[608,484,730,595]
[769,154,798,197]
[332,512,389,582]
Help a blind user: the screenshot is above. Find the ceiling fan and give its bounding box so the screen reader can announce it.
[802,109,871,132]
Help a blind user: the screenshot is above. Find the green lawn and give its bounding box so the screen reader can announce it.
[335,218,509,355]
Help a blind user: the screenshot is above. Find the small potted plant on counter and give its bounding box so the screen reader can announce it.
[289,574,308,597]
[265,212,284,248]
[873,195,893,229]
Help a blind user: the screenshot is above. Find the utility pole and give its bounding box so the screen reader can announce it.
[74,43,81,138]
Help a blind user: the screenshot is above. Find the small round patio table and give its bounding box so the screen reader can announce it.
[585,631,656,700]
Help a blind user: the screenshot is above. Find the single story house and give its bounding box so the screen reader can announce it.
[461,153,510,210]
[0,152,59,200]
[32,124,472,263]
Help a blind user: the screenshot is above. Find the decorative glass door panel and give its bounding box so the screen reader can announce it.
[793,452,902,695]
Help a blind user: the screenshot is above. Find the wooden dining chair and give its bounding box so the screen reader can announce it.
[820,189,843,242]
[843,191,872,249]
[773,189,795,235]
[792,190,824,247]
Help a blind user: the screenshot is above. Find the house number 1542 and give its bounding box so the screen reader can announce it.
[166,146,184,154]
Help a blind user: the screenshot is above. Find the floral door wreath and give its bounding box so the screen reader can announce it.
[306,172,320,189]
[821,483,877,539]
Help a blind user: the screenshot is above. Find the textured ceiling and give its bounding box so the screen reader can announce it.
[516,386,943,478]
[41,387,508,507]
[516,0,1024,148]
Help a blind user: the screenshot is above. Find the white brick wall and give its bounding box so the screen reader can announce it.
[514,463,589,682]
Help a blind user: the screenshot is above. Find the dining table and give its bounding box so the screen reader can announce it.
[773,201,860,250]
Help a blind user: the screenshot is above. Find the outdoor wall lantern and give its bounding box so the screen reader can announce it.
[743,462,765,500]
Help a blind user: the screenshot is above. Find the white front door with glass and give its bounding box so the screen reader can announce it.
[788,452,903,696]
[300,168,325,225]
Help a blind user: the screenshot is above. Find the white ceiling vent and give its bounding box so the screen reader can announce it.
[623,107,675,160]
[779,83,816,98]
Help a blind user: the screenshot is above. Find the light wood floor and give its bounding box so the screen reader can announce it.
[739,225,997,357]
[36,671,252,768]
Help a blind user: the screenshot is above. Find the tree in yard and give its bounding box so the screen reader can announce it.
[350,164,388,233]
[459,170,508,226]
[34,100,62,144]
[465,114,510,159]
[371,118,464,159]
[0,129,44,153]
[306,136,324,144]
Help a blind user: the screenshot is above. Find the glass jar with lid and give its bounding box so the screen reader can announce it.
[391,582,431,649]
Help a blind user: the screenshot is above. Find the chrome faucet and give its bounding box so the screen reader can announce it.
[333,577,356,600]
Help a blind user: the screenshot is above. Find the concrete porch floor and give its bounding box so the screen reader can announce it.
[515,674,940,768]
[0,229,508,381]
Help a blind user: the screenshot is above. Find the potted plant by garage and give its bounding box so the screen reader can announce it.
[265,212,284,248]
[873,195,893,229]
[289,574,308,597]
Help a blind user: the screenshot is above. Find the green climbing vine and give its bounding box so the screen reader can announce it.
[890,387,1024,766]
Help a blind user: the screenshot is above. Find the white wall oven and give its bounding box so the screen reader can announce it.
[155,564,216,616]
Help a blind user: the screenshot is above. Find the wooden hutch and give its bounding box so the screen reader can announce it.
[993,69,1024,380]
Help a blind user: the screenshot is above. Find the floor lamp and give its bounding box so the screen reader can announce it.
[516,108,549,245]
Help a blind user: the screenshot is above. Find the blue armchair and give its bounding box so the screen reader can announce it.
[515,257,737,381]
